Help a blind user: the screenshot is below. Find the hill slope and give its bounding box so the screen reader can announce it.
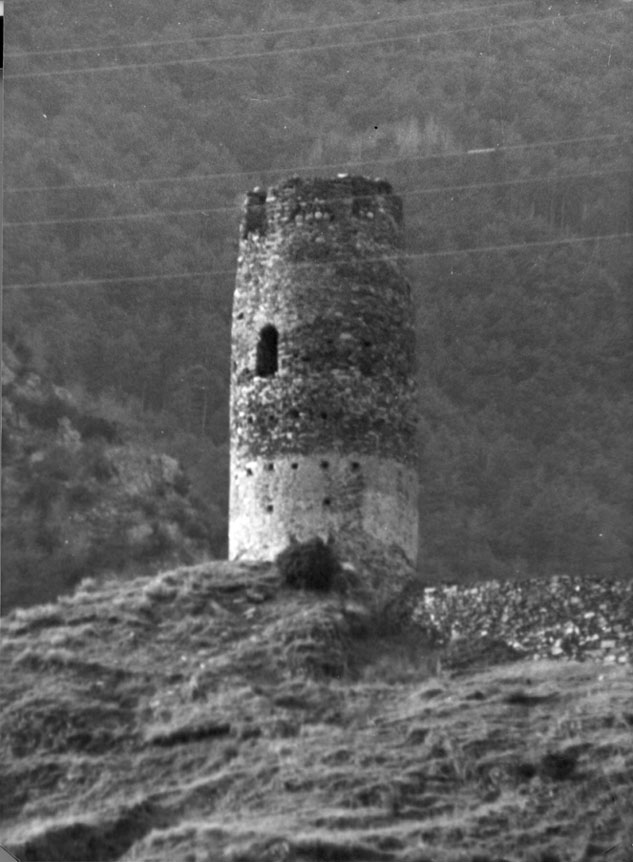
[1,562,632,862]
[1,342,218,614]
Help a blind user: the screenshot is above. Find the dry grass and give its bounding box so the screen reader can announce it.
[1,561,632,862]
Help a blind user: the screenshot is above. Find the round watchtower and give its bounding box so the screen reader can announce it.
[229,175,419,565]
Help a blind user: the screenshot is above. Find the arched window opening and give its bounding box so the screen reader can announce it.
[256,324,278,377]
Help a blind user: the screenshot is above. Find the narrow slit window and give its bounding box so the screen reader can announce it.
[256,324,278,377]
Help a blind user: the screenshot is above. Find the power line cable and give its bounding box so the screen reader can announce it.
[4,233,630,290]
[5,134,626,194]
[5,8,616,79]
[4,1,534,59]
[4,169,628,228]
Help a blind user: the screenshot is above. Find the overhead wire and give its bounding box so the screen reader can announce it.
[4,0,536,59]
[5,134,627,195]
[4,169,629,228]
[4,7,617,79]
[3,6,629,292]
[3,233,631,291]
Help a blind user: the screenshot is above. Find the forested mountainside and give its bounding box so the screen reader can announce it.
[3,0,632,594]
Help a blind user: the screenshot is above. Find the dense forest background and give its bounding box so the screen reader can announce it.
[3,0,632,591]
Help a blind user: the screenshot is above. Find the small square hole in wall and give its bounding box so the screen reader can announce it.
[291,462,299,470]
[236,312,244,320]
[323,498,331,507]
[246,468,253,476]
[320,412,328,420]
[266,463,274,471]
[320,460,329,469]
[266,504,274,513]
[350,461,360,471]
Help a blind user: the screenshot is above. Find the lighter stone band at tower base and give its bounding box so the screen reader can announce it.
[229,452,419,563]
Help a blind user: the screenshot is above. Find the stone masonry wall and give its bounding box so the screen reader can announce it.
[229,176,419,563]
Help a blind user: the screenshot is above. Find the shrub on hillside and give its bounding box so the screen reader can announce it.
[276,536,341,593]
[80,440,117,481]
[13,393,76,431]
[75,414,119,443]
[1,543,91,615]
[32,445,76,482]
[67,482,99,507]
[164,499,211,542]
[131,521,177,562]
[20,446,75,515]
[173,471,191,496]
[2,430,14,456]
[12,339,34,367]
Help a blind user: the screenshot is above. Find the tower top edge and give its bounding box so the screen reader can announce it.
[246,174,398,204]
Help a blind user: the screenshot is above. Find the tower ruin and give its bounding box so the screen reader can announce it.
[229,175,419,565]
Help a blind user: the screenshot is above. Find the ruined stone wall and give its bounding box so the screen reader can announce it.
[414,574,633,665]
[229,176,419,564]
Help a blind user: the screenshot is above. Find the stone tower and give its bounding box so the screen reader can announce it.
[229,175,419,566]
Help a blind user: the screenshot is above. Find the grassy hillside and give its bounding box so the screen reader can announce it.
[1,561,632,862]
